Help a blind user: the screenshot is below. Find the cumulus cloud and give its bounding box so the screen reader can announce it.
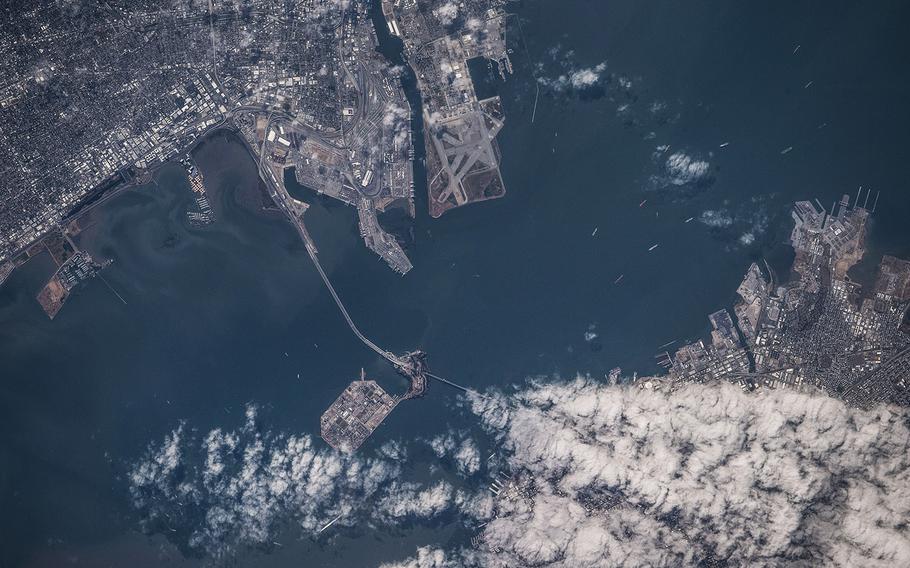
[383,103,409,128]
[379,546,457,568]
[739,231,756,245]
[383,103,410,150]
[649,101,667,114]
[699,209,733,228]
[391,379,910,568]
[129,423,186,498]
[426,433,482,477]
[453,438,481,476]
[378,439,408,461]
[466,17,483,32]
[129,404,408,558]
[535,44,677,129]
[567,63,608,89]
[455,489,495,523]
[426,110,444,127]
[375,481,454,523]
[133,374,909,568]
[647,149,713,193]
[539,62,608,92]
[584,323,599,343]
[664,151,711,186]
[699,198,773,249]
[433,2,459,26]
[428,432,456,458]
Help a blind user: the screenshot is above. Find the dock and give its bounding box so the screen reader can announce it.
[320,370,397,452]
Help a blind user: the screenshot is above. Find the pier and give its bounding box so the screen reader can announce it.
[298,218,484,397]
[246,115,483,401]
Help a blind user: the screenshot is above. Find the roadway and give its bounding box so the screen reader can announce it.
[240,107,486,398]
[245,115,402,367]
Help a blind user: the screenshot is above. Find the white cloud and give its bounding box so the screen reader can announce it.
[699,209,733,228]
[453,438,481,476]
[129,404,404,558]
[383,103,410,150]
[699,200,771,248]
[428,432,457,458]
[384,379,910,568]
[383,103,409,128]
[568,63,607,88]
[128,423,185,498]
[433,2,459,26]
[426,110,444,128]
[378,439,408,461]
[455,489,495,523]
[133,377,910,567]
[450,379,910,567]
[376,481,454,522]
[379,546,457,568]
[426,433,481,477]
[538,62,607,92]
[664,151,710,186]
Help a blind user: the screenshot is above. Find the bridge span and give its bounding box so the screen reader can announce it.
[247,117,481,397]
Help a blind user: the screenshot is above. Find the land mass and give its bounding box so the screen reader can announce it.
[383,0,512,218]
[0,0,513,284]
[645,192,910,408]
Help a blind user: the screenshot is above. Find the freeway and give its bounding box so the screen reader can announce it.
[239,109,483,399]
[245,114,402,367]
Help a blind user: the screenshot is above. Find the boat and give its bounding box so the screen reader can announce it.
[614,274,624,284]
[781,146,793,155]
[648,244,660,251]
[719,142,729,148]
[685,217,695,223]
[591,227,598,237]
[639,199,648,208]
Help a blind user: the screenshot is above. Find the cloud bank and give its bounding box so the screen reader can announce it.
[132,380,910,567]
[391,379,910,567]
[129,405,445,559]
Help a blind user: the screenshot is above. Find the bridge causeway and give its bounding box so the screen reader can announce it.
[248,120,481,397]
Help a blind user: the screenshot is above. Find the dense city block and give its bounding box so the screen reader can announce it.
[658,193,910,407]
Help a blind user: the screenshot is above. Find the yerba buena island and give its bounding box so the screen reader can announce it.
[1,1,909,567]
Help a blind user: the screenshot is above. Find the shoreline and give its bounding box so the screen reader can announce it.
[1,123,240,282]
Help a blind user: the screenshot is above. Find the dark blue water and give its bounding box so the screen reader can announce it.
[2,1,910,566]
